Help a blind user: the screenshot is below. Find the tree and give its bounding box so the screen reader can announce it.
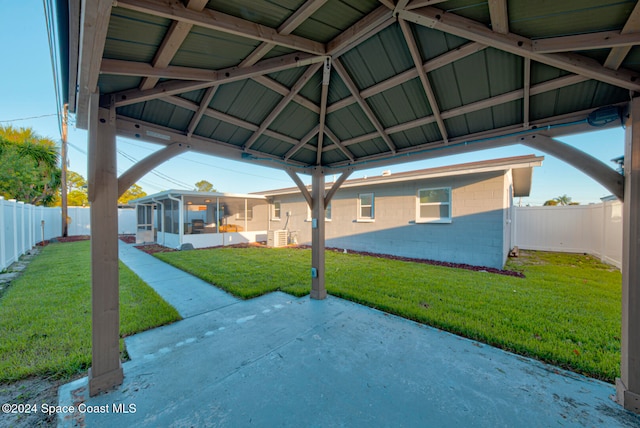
[118,183,147,205]
[194,180,216,192]
[0,126,61,206]
[543,194,579,206]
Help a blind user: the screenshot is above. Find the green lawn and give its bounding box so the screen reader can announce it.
[0,241,181,382]
[155,247,622,382]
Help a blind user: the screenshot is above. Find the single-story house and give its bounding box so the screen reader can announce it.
[257,154,543,269]
[132,154,542,269]
[130,190,269,249]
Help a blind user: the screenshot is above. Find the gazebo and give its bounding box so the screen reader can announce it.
[46,0,640,412]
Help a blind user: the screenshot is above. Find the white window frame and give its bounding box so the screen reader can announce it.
[357,193,375,222]
[306,201,332,222]
[416,187,452,224]
[272,201,281,221]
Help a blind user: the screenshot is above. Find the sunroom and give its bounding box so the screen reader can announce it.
[131,190,269,249]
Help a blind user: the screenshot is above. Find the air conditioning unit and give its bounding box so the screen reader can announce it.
[267,230,288,247]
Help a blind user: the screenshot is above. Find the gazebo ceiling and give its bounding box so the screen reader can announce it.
[62,0,640,174]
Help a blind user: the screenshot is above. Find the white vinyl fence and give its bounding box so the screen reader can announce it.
[513,200,623,268]
[1,196,136,271]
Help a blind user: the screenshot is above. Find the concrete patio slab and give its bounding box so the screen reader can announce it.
[57,244,640,427]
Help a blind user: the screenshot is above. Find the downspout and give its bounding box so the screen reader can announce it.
[151,197,165,246]
[167,193,183,248]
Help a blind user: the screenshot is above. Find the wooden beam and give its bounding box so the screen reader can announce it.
[520,135,624,199]
[327,42,486,114]
[523,58,531,128]
[112,52,327,107]
[115,0,326,55]
[328,6,394,57]
[399,7,640,92]
[325,128,355,161]
[115,115,309,170]
[406,0,450,10]
[333,59,397,153]
[252,76,320,114]
[87,93,123,396]
[324,169,353,206]
[605,1,640,70]
[617,97,640,414]
[140,0,209,90]
[316,58,332,165]
[117,143,188,197]
[399,19,448,143]
[533,31,640,54]
[284,126,319,161]
[310,168,326,299]
[325,73,588,153]
[240,0,328,68]
[488,0,509,34]
[244,63,322,150]
[187,86,217,136]
[76,0,113,129]
[101,58,218,81]
[164,95,299,146]
[286,169,313,207]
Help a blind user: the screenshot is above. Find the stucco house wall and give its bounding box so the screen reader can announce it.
[268,170,510,269]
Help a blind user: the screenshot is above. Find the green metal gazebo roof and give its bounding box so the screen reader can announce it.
[51,0,640,175]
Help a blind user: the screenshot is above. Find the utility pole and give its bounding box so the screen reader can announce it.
[61,103,68,237]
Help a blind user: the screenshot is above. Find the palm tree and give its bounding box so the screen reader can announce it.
[0,126,61,205]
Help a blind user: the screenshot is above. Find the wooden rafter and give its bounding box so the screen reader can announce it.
[241,0,328,67]
[605,1,640,70]
[327,42,486,114]
[399,19,448,143]
[327,6,395,57]
[76,0,113,128]
[139,0,208,91]
[285,126,319,161]
[111,53,327,107]
[324,128,355,162]
[323,73,588,153]
[488,0,509,34]
[115,0,325,55]
[316,58,332,165]
[333,59,397,154]
[165,95,299,146]
[399,7,640,92]
[523,58,531,128]
[243,63,322,151]
[533,31,640,54]
[405,0,450,10]
[186,86,217,137]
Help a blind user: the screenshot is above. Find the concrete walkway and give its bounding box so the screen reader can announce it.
[58,243,640,427]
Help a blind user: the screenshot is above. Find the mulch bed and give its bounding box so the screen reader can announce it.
[299,245,524,278]
[133,241,523,277]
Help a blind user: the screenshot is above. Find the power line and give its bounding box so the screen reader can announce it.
[0,113,59,123]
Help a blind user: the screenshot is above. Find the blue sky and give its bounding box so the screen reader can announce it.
[0,1,626,205]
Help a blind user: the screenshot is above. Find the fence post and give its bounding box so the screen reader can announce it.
[19,202,26,256]
[11,200,17,265]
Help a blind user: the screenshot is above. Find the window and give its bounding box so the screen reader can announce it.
[272,201,281,220]
[306,202,332,221]
[358,193,374,221]
[416,187,451,223]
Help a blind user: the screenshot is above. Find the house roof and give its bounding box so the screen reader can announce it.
[48,1,637,176]
[256,154,544,197]
[130,189,267,206]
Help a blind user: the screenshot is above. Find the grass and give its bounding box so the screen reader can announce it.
[155,247,622,383]
[0,241,181,382]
